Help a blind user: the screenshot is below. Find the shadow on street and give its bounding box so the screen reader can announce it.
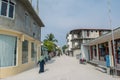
[46,59,55,64]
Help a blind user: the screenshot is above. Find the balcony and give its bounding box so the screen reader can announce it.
[71,36,83,41]
[72,45,81,50]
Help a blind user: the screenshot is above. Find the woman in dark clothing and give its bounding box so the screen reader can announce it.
[37,55,45,73]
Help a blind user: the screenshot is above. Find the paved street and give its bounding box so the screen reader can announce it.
[2,55,119,80]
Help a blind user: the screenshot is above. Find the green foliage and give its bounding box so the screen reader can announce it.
[44,33,58,43]
[62,45,68,53]
[43,33,58,52]
[43,40,55,52]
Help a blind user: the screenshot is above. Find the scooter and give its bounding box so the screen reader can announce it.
[79,58,86,64]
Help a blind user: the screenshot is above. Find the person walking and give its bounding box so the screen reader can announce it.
[37,54,45,73]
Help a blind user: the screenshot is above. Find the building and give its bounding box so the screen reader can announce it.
[66,33,72,55]
[81,27,120,75]
[0,0,44,78]
[66,29,111,57]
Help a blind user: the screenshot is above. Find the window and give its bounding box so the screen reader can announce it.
[22,40,28,64]
[32,23,37,38]
[87,30,89,37]
[25,13,30,30]
[9,2,14,18]
[36,27,40,39]
[0,0,15,18]
[1,0,7,16]
[99,31,102,36]
[0,34,17,67]
[31,42,36,61]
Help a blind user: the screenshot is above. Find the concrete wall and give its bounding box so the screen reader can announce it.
[0,0,41,40]
[73,49,80,57]
[81,45,90,61]
[0,0,42,78]
[0,29,41,78]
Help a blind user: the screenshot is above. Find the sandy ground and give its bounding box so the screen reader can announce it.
[2,55,119,80]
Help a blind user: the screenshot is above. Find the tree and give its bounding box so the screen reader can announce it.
[43,33,58,52]
[43,40,55,52]
[62,45,68,53]
[44,33,58,43]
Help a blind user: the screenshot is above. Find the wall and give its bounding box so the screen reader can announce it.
[68,34,72,51]
[0,0,43,78]
[0,0,41,40]
[73,49,80,57]
[0,29,41,78]
[81,45,90,61]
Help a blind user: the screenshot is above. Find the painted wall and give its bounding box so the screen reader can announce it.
[81,45,89,61]
[0,29,41,78]
[0,0,41,40]
[67,34,72,51]
[0,0,43,78]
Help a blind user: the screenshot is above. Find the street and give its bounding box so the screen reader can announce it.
[2,55,119,80]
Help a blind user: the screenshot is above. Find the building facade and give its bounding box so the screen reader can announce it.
[66,29,111,57]
[82,27,120,74]
[0,0,44,78]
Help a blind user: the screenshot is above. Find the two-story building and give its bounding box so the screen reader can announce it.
[0,0,44,78]
[66,29,111,57]
[81,27,120,75]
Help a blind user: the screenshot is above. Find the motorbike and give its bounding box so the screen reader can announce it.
[79,58,86,64]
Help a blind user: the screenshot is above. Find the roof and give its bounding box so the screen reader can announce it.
[88,27,120,45]
[19,0,44,27]
[70,28,111,33]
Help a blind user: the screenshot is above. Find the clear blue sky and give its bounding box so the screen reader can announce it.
[38,0,120,47]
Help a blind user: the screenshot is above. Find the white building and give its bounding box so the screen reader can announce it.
[66,29,111,57]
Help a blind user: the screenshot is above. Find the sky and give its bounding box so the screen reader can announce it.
[38,0,120,47]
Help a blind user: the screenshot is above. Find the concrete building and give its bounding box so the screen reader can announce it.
[81,27,120,74]
[0,0,44,78]
[66,29,111,57]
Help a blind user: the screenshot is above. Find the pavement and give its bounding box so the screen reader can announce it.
[2,55,119,80]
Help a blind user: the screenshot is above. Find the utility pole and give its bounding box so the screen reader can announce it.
[107,0,117,76]
[37,0,39,15]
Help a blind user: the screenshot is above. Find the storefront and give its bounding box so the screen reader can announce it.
[82,27,120,75]
[98,42,109,61]
[0,30,41,78]
[113,39,120,68]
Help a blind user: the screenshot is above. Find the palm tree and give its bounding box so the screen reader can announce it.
[44,33,58,43]
[43,33,58,52]
[43,40,55,52]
